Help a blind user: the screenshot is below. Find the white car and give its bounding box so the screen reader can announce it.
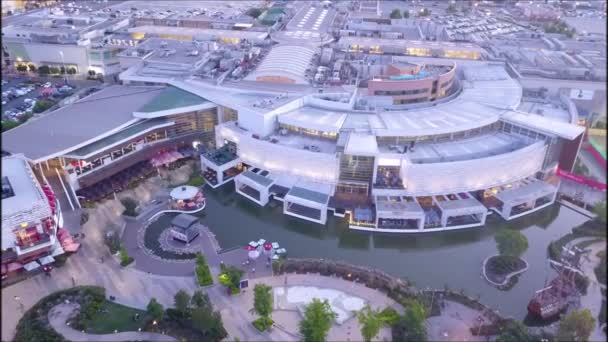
[43,82,52,88]
[1,100,6,105]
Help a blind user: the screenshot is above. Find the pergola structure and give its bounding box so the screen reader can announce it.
[494,179,558,220]
[434,195,488,229]
[283,186,330,224]
[375,197,425,230]
[234,170,275,206]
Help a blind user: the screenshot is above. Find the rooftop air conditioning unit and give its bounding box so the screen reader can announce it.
[160,41,168,48]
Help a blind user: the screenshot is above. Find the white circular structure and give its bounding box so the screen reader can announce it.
[170,185,199,201]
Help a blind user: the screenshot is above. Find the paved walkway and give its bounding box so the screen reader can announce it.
[578,241,607,342]
[48,303,176,341]
[212,273,400,342]
[426,300,487,342]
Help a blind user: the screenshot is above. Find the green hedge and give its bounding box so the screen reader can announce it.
[252,317,273,331]
[119,248,134,267]
[186,175,205,187]
[15,286,105,342]
[195,253,213,286]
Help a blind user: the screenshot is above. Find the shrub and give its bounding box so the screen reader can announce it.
[28,64,37,72]
[252,317,274,331]
[196,265,213,286]
[195,253,213,286]
[49,66,60,74]
[121,197,138,217]
[379,307,400,326]
[67,67,77,75]
[33,99,55,113]
[390,9,402,19]
[88,70,96,76]
[119,247,134,266]
[187,174,205,187]
[16,64,28,72]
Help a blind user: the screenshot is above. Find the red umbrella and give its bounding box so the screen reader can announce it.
[264,243,272,251]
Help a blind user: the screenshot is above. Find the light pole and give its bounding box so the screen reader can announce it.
[58,50,67,84]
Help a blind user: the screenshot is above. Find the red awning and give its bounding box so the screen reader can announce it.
[63,243,80,252]
[6,262,23,272]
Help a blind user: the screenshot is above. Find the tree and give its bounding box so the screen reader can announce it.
[418,8,430,17]
[392,300,427,342]
[251,283,273,331]
[174,289,191,317]
[191,306,228,342]
[33,99,54,113]
[67,67,77,75]
[28,64,36,72]
[146,298,164,322]
[120,197,138,216]
[299,298,337,342]
[88,70,96,76]
[16,64,28,72]
[356,305,384,342]
[403,10,410,18]
[219,266,244,293]
[390,9,402,19]
[49,66,59,74]
[496,320,533,342]
[38,65,50,75]
[191,290,211,310]
[556,309,595,342]
[494,230,529,257]
[246,8,263,18]
[252,283,273,318]
[60,66,66,74]
[592,201,606,224]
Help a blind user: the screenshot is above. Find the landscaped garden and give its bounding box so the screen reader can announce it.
[15,286,106,342]
[485,256,527,285]
[144,213,197,260]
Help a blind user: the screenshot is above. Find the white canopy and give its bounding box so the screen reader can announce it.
[248,241,259,248]
[23,261,41,271]
[38,255,55,265]
[170,185,200,200]
[248,250,260,260]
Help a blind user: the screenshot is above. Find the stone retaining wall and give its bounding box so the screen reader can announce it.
[275,258,505,322]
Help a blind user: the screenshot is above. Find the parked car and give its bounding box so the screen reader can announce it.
[43,82,52,88]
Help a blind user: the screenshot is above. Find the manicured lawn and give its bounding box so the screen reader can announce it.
[81,301,148,334]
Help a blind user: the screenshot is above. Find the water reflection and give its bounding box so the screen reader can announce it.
[199,184,587,319]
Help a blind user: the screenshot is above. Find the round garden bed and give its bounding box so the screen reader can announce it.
[483,255,529,288]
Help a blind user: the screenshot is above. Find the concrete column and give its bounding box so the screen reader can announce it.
[480,211,488,225]
[45,160,50,171]
[440,211,448,227]
[503,205,512,220]
[418,216,424,230]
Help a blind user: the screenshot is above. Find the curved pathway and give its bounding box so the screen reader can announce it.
[48,303,176,342]
[578,241,606,342]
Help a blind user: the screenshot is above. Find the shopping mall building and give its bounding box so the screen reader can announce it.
[2,59,585,233]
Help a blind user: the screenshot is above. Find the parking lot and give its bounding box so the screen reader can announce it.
[2,76,101,122]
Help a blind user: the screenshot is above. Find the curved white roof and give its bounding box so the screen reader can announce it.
[170,185,200,200]
[246,45,316,84]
